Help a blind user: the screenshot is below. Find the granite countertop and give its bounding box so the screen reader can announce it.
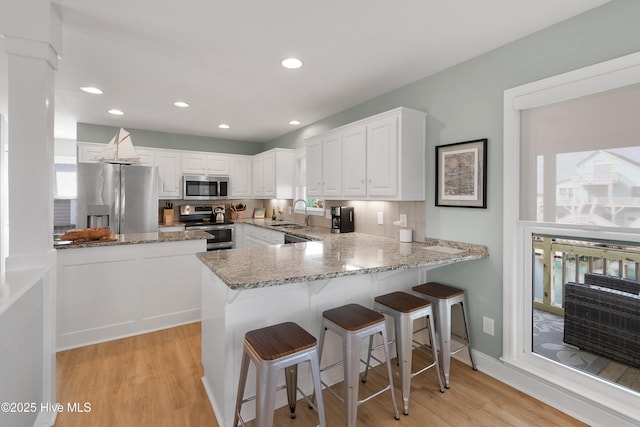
[198,222,488,290]
[54,230,210,249]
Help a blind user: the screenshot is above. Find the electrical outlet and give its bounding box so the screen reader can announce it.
[483,316,495,336]
[377,212,384,225]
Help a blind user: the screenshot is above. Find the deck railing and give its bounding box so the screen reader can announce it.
[532,236,640,315]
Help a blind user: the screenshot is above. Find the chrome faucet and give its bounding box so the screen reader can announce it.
[293,199,310,226]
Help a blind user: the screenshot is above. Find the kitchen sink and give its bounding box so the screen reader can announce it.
[271,223,308,230]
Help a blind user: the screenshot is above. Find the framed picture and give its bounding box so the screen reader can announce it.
[435,138,487,208]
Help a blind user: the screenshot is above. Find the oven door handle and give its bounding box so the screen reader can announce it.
[187,225,221,232]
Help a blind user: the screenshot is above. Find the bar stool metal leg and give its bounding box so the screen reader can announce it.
[436,298,453,389]
[284,364,298,418]
[367,292,445,415]
[233,349,251,427]
[255,362,278,427]
[460,301,477,370]
[343,330,360,427]
[413,282,477,389]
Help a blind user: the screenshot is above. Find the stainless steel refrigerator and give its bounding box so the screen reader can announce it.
[77,163,158,234]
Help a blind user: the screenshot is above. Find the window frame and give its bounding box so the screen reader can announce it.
[503,51,640,420]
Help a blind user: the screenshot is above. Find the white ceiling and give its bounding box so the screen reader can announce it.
[2,1,610,143]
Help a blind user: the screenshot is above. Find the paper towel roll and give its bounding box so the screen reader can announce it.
[399,228,412,243]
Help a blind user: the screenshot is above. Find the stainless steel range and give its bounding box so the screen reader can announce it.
[180,205,234,251]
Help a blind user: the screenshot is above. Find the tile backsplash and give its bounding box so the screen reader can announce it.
[263,199,426,242]
[159,198,426,242]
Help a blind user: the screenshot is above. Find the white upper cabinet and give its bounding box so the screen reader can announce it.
[341,125,367,198]
[252,148,295,199]
[207,155,230,175]
[321,132,343,197]
[304,107,426,201]
[229,155,252,198]
[366,114,398,197]
[305,136,323,197]
[135,148,156,166]
[77,142,105,163]
[182,152,229,175]
[155,151,182,199]
[182,153,206,174]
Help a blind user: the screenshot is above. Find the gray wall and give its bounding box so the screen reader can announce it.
[264,0,640,358]
[77,123,263,155]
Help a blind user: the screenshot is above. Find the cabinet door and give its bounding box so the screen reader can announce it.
[77,142,104,163]
[342,125,367,197]
[182,153,206,174]
[262,151,276,197]
[305,136,323,197]
[367,114,398,197]
[322,132,342,197]
[206,155,229,175]
[229,156,252,197]
[136,148,156,166]
[156,151,182,198]
[252,155,265,197]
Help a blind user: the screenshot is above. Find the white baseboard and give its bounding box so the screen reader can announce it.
[469,350,639,427]
[201,376,225,427]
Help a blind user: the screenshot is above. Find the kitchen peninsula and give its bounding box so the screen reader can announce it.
[197,226,487,427]
[55,230,210,350]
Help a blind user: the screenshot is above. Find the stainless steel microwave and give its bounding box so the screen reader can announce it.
[183,175,229,200]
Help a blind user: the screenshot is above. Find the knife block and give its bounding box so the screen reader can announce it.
[163,209,174,224]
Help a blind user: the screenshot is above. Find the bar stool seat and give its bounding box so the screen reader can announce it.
[412,282,477,388]
[234,321,326,427]
[316,303,400,427]
[366,291,444,415]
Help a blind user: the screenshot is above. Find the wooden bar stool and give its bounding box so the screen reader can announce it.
[233,321,326,427]
[412,282,477,388]
[364,291,444,415]
[315,303,400,427]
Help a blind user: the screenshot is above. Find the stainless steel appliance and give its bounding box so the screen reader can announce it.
[77,162,158,234]
[180,204,234,251]
[331,206,354,234]
[183,175,229,200]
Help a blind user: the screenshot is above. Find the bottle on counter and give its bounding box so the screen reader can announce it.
[271,209,277,220]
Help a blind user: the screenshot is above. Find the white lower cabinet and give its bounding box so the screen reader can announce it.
[56,239,206,350]
[241,224,284,248]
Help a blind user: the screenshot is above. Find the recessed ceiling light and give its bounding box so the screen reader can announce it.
[108,109,124,116]
[80,86,104,95]
[289,120,301,125]
[281,57,303,69]
[173,101,190,108]
[218,124,230,129]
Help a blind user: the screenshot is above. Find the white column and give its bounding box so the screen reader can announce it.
[2,1,61,271]
[1,0,62,420]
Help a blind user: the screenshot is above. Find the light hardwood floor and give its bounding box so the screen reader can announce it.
[56,322,586,427]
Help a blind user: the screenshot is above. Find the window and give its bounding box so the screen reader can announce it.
[504,52,640,419]
[54,163,77,199]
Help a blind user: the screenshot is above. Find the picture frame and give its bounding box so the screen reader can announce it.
[435,138,487,208]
